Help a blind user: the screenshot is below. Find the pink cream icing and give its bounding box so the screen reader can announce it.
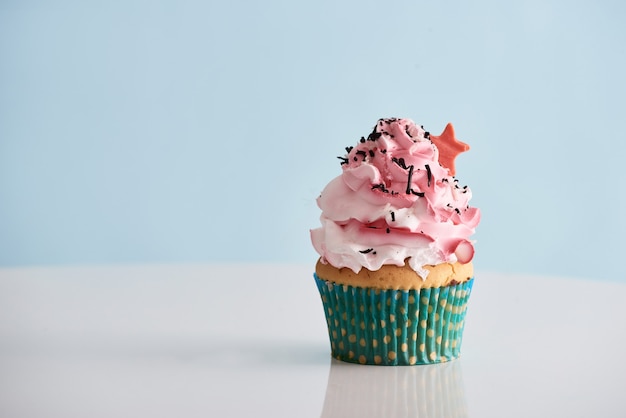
[310,118,481,279]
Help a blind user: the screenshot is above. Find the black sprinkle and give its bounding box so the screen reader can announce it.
[455,208,461,215]
[425,164,432,187]
[337,156,348,165]
[390,211,395,222]
[369,150,375,158]
[405,126,413,138]
[404,164,425,196]
[424,131,430,139]
[345,146,353,153]
[359,137,366,143]
[405,165,414,194]
[372,184,390,193]
[359,248,374,254]
[367,131,382,141]
[393,157,408,169]
[386,228,390,233]
[381,149,387,154]
[356,150,367,160]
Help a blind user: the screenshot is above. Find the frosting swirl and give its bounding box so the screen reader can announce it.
[310,118,481,278]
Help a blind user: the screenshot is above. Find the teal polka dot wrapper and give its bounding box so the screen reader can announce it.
[314,274,474,365]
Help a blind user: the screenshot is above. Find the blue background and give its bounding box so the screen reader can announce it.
[1,0,625,282]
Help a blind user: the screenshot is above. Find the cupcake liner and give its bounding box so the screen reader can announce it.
[314,274,474,365]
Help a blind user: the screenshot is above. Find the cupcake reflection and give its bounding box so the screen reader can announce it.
[321,359,468,418]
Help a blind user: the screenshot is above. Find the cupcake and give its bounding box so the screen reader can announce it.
[311,118,481,365]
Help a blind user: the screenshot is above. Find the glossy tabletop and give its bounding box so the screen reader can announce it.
[0,264,625,417]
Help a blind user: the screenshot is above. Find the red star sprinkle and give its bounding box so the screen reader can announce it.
[429,123,469,176]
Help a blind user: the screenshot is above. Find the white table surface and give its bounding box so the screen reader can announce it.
[0,264,625,418]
